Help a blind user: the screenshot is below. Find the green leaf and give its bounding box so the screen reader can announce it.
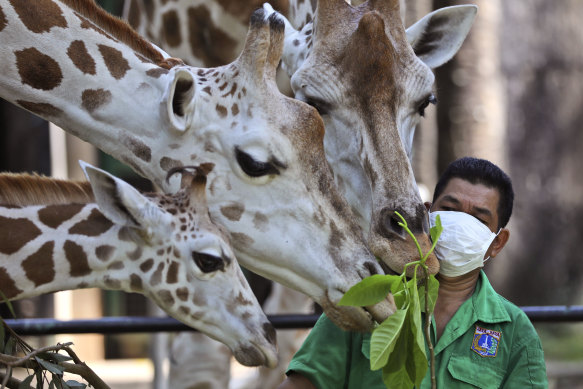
[4,335,16,354]
[65,380,87,388]
[0,290,16,318]
[41,352,73,363]
[406,292,428,387]
[430,214,443,243]
[18,375,34,389]
[369,309,407,370]
[392,289,407,310]
[35,357,65,375]
[381,314,414,389]
[418,275,440,313]
[339,274,398,307]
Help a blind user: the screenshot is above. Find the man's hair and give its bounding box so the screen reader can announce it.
[432,157,514,229]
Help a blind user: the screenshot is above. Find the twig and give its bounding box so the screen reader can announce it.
[0,345,110,389]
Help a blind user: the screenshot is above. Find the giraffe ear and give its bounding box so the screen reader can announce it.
[406,5,477,69]
[79,161,172,231]
[165,68,196,133]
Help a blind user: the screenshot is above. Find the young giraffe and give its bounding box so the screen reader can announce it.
[0,0,396,330]
[0,162,278,368]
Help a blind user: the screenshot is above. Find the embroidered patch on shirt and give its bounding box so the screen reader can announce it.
[471,325,501,357]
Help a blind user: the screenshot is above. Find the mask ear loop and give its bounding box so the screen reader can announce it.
[482,228,502,264]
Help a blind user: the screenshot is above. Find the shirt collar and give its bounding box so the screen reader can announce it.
[470,270,511,324]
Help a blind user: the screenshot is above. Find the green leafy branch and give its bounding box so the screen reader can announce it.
[339,213,443,389]
[0,296,109,389]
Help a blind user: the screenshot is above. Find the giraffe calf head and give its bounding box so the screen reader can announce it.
[80,161,277,368]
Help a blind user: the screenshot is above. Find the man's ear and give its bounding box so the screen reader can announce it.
[424,201,432,211]
[487,228,510,259]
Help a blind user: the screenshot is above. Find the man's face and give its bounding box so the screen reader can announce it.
[431,177,500,233]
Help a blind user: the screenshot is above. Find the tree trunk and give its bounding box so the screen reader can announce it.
[496,0,583,304]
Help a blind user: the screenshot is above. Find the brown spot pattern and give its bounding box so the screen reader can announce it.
[176,287,189,302]
[38,204,84,229]
[166,261,179,284]
[10,0,67,33]
[17,100,63,118]
[103,276,121,289]
[121,135,152,162]
[67,40,96,75]
[220,203,245,222]
[157,290,175,306]
[82,89,112,113]
[252,212,268,231]
[187,6,238,67]
[159,157,181,172]
[230,232,254,248]
[64,240,92,277]
[151,262,164,286]
[107,261,125,270]
[0,267,22,299]
[140,258,154,272]
[22,241,55,286]
[69,209,113,236]
[231,104,239,116]
[162,10,181,47]
[126,245,142,261]
[0,216,42,255]
[96,245,115,262]
[216,104,227,118]
[0,6,7,32]
[16,47,63,90]
[146,67,168,78]
[98,44,130,80]
[130,273,143,291]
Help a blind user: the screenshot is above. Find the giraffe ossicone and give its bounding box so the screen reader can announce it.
[265,0,477,278]
[0,0,394,330]
[0,161,277,368]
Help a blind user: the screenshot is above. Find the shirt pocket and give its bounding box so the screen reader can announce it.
[447,355,505,389]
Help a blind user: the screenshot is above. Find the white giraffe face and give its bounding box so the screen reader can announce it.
[265,1,477,278]
[82,162,278,368]
[152,11,395,330]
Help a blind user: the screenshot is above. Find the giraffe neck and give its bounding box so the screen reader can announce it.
[0,203,152,300]
[0,0,179,185]
[123,0,311,67]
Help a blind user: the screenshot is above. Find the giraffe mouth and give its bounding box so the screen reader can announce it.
[232,341,278,368]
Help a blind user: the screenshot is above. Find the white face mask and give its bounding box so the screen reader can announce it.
[429,211,499,277]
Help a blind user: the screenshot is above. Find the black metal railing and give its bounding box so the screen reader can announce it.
[3,306,583,336]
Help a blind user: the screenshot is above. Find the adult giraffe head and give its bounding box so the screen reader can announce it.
[265,0,477,276]
[0,1,393,330]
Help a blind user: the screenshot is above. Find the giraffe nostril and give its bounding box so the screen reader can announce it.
[263,321,277,346]
[364,261,379,276]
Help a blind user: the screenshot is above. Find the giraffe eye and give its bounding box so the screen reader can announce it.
[235,147,281,177]
[192,252,225,273]
[418,94,437,117]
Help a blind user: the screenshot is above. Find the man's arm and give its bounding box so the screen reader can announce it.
[277,372,317,389]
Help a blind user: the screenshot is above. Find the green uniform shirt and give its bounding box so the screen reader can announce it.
[287,271,548,388]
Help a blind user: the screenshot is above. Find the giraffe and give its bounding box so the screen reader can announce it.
[0,0,396,330]
[0,161,278,368]
[122,0,315,68]
[265,0,477,277]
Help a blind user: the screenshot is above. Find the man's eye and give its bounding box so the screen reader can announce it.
[235,147,280,177]
[418,94,437,117]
